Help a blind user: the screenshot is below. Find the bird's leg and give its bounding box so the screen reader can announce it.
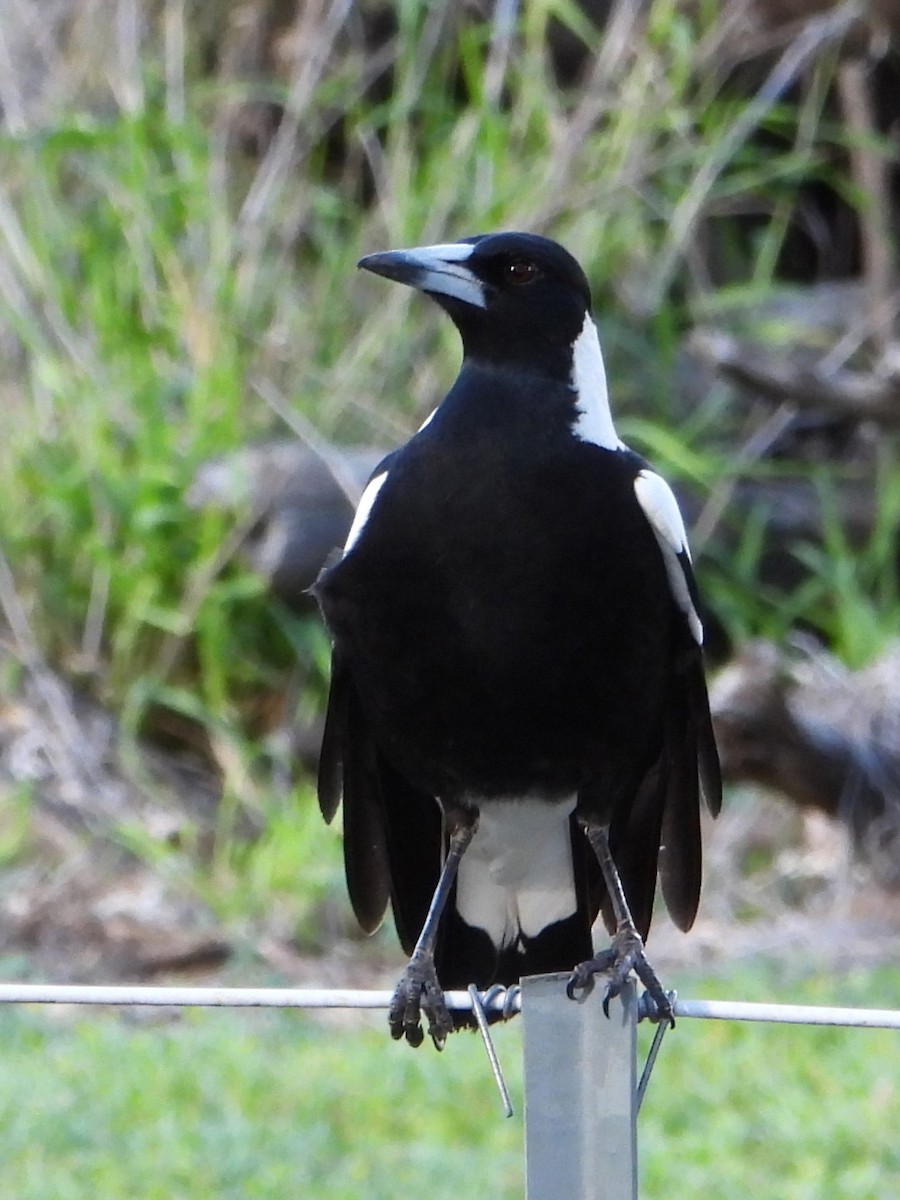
[389,807,478,1049]
[567,821,674,1025]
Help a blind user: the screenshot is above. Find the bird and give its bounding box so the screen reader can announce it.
[313,231,721,1048]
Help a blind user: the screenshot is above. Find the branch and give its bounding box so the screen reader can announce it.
[690,327,900,426]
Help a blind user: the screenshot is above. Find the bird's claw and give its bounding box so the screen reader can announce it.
[566,928,675,1026]
[388,951,453,1049]
[566,948,615,1002]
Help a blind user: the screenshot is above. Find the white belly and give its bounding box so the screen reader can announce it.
[455,796,578,950]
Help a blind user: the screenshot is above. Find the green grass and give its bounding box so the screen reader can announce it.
[640,964,900,1198]
[0,964,895,1199]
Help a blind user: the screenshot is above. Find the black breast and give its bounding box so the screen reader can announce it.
[317,379,674,804]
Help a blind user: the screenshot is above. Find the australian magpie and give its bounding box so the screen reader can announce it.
[314,232,721,1048]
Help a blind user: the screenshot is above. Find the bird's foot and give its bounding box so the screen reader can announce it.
[388,950,454,1049]
[566,926,674,1026]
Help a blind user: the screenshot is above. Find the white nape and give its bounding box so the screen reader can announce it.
[634,469,690,556]
[634,468,704,645]
[569,314,623,450]
[343,470,388,555]
[455,796,578,950]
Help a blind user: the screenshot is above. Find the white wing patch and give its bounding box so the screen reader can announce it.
[416,406,437,432]
[343,470,388,555]
[634,469,704,644]
[634,469,691,557]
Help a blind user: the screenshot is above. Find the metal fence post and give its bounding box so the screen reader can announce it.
[521,973,638,1200]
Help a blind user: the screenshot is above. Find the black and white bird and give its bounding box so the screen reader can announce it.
[314,232,721,1047]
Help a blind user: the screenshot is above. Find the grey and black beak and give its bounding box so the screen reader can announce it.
[358,242,486,309]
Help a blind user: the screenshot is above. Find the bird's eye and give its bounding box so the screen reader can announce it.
[506,259,539,285]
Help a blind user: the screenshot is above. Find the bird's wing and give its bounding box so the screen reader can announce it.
[341,442,415,558]
[633,468,703,644]
[605,635,720,936]
[318,651,443,949]
[318,651,389,934]
[343,469,390,555]
[609,468,722,935]
[633,468,721,814]
[373,752,444,955]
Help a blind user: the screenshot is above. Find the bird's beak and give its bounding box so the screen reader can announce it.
[358,243,486,310]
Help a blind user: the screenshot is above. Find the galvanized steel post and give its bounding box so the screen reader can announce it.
[522,973,638,1200]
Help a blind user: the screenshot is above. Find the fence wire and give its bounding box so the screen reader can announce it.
[0,983,896,1029]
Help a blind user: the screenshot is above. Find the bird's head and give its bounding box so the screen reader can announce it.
[359,232,594,377]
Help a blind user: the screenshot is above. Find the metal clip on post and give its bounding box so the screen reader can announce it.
[636,990,676,1112]
[468,984,518,1118]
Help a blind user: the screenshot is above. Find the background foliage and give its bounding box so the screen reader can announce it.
[0,2,897,1195]
[4,0,893,762]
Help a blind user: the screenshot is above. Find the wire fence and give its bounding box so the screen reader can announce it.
[1,977,896,1199]
[0,981,897,1028]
